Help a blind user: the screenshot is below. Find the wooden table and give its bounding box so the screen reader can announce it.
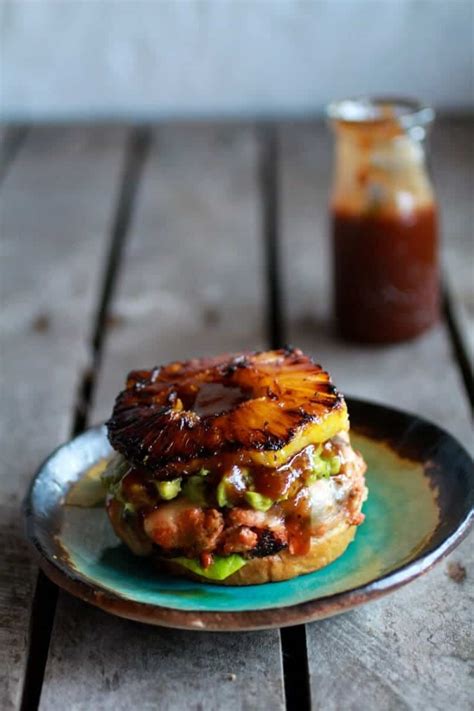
[1,121,472,711]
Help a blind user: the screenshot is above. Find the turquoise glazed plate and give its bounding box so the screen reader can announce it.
[24,399,474,631]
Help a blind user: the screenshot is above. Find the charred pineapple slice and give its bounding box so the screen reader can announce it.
[107,348,348,472]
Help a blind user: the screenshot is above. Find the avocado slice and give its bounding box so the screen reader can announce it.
[245,491,274,512]
[181,475,208,506]
[156,479,182,500]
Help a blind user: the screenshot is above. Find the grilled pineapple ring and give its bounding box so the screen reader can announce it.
[107,348,349,471]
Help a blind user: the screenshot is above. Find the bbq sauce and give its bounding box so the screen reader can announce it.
[332,205,439,343]
[327,97,440,343]
[284,489,312,555]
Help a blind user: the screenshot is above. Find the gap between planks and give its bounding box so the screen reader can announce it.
[72,128,152,434]
[0,126,28,187]
[443,286,474,414]
[259,124,287,350]
[260,124,311,711]
[19,127,152,711]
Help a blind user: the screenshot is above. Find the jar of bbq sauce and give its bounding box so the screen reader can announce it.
[327,97,440,343]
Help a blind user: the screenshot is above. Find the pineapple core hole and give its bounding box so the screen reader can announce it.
[193,383,248,417]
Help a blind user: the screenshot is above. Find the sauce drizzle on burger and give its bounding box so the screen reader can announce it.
[104,348,368,584]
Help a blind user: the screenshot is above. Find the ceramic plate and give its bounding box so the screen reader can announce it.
[24,398,474,631]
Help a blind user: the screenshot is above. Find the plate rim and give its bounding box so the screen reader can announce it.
[24,398,474,631]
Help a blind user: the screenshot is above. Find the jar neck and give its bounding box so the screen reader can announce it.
[330,123,435,217]
[327,97,435,140]
[331,117,429,147]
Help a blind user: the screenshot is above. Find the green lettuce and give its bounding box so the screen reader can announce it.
[171,554,247,580]
[101,454,129,492]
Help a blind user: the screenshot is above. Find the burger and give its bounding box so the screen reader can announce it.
[103,348,367,585]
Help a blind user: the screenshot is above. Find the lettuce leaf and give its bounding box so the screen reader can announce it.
[171,554,247,581]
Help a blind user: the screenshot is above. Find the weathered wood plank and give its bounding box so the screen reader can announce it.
[40,126,285,711]
[279,122,473,711]
[432,118,474,364]
[0,127,127,710]
[303,534,473,711]
[40,597,283,710]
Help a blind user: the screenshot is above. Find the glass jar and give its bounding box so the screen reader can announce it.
[327,97,440,343]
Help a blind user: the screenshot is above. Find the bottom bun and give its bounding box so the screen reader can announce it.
[158,522,357,586]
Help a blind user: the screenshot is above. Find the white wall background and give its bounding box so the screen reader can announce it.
[0,0,473,122]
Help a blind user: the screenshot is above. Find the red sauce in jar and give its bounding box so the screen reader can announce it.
[332,205,440,343]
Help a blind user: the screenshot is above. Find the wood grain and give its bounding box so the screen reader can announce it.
[0,127,126,710]
[39,126,285,711]
[279,122,473,710]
